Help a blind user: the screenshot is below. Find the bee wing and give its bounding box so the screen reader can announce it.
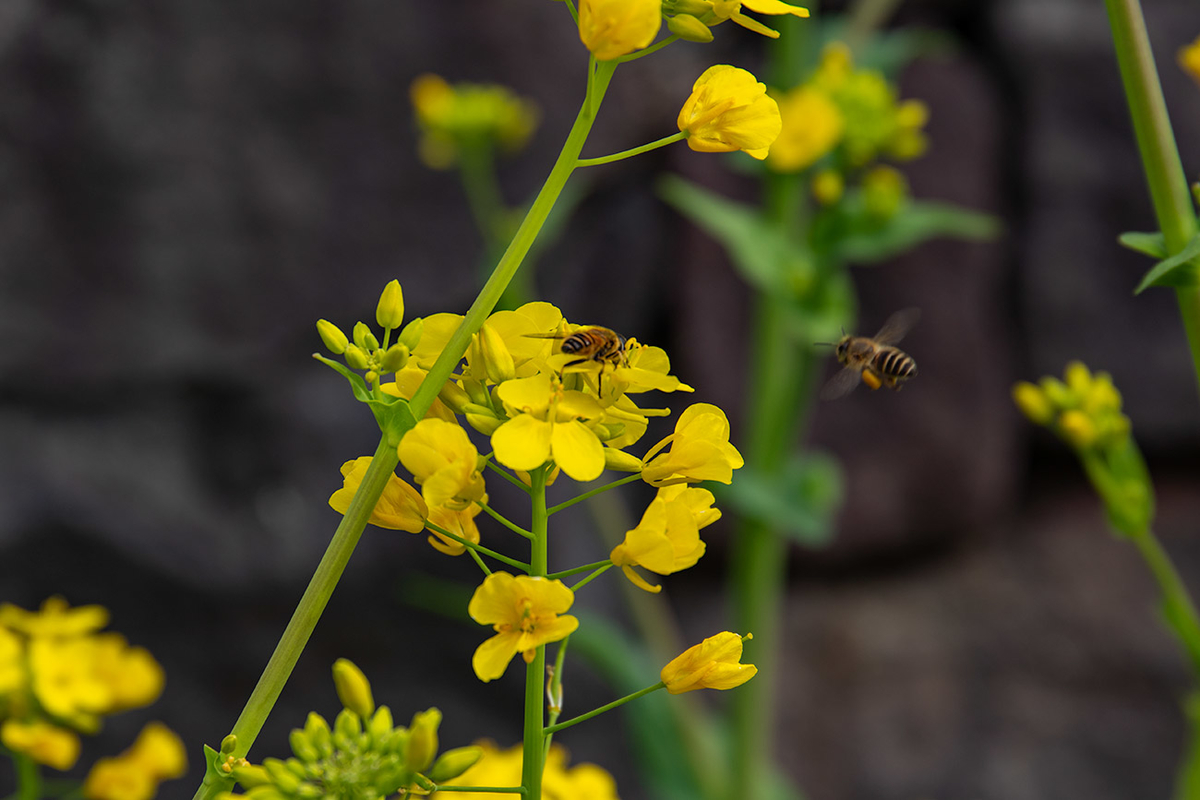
[820,366,863,401]
[872,308,921,347]
[523,332,567,340]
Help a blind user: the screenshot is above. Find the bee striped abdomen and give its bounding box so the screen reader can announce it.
[872,347,917,384]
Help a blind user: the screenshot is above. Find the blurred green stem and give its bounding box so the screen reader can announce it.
[1103,0,1200,395]
[13,754,41,800]
[1129,527,1200,675]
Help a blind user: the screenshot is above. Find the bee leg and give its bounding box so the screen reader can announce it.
[862,370,883,391]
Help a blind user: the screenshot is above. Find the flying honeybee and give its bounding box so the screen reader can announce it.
[528,325,629,395]
[818,308,919,401]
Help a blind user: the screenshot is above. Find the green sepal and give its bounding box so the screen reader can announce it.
[313,354,418,446]
[201,744,236,794]
[830,197,1000,264]
[1118,230,1167,259]
[1132,232,1200,294]
[713,452,844,546]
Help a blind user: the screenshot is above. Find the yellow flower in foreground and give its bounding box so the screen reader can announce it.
[1,720,80,770]
[0,596,109,639]
[398,419,485,509]
[611,485,719,593]
[491,372,607,482]
[329,457,428,533]
[661,631,757,694]
[468,573,579,682]
[677,65,781,160]
[641,403,744,485]
[1180,34,1200,85]
[767,85,843,172]
[438,741,619,800]
[708,0,809,39]
[578,0,662,61]
[84,722,186,800]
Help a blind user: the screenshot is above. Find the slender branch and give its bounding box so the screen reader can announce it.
[468,547,493,577]
[433,787,526,795]
[544,636,571,758]
[1131,528,1200,674]
[485,458,534,494]
[546,559,612,580]
[425,521,531,571]
[570,564,612,592]
[477,500,535,539]
[543,682,665,735]
[577,132,686,167]
[615,35,678,63]
[547,474,642,515]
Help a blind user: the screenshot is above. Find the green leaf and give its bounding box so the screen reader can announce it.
[313,354,418,445]
[834,199,1001,264]
[201,744,235,793]
[1118,230,1168,259]
[657,174,798,293]
[1133,232,1200,294]
[716,452,844,546]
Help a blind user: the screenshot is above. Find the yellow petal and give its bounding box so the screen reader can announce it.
[467,572,521,626]
[492,414,554,471]
[740,0,809,17]
[551,419,606,482]
[473,631,522,683]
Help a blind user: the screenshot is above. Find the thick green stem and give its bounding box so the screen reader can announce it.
[194,437,398,800]
[1104,0,1200,393]
[522,467,550,800]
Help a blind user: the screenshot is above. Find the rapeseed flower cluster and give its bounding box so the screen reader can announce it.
[410,74,540,170]
[0,597,184,799]
[220,661,482,800]
[768,43,928,177]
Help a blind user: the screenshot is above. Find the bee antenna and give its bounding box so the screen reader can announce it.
[813,341,835,347]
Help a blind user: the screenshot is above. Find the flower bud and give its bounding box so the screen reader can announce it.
[405,708,441,773]
[667,14,714,42]
[353,322,380,352]
[220,734,239,756]
[332,659,375,720]
[334,708,362,742]
[288,729,319,763]
[263,758,302,794]
[477,323,515,384]
[304,713,332,758]
[399,317,424,352]
[466,414,504,436]
[439,381,472,414]
[812,169,844,205]
[463,378,491,407]
[1064,360,1091,395]
[665,0,714,16]
[1038,376,1074,410]
[230,763,270,788]
[317,320,349,354]
[604,447,644,473]
[1012,382,1054,425]
[1059,409,1097,449]
[367,705,394,749]
[344,345,370,370]
[428,746,484,783]
[376,279,405,330]
[380,343,410,374]
[862,165,908,219]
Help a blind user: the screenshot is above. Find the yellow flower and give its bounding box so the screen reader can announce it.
[29,637,114,730]
[437,741,619,800]
[83,723,186,800]
[426,500,485,556]
[766,86,843,172]
[607,340,694,398]
[491,372,608,482]
[1012,381,1053,425]
[1180,34,1200,85]
[89,633,165,713]
[610,485,718,592]
[0,625,25,695]
[0,596,109,639]
[411,303,565,384]
[578,0,663,61]
[661,631,757,694]
[641,403,744,485]
[677,65,781,160]
[380,366,457,422]
[398,419,486,509]
[1,720,80,771]
[468,573,579,682]
[702,0,809,39]
[410,74,540,170]
[329,457,428,533]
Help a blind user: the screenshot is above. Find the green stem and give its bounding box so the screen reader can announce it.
[569,563,612,592]
[1103,0,1200,394]
[468,547,493,577]
[477,500,535,539]
[544,636,571,758]
[577,132,686,167]
[542,682,665,735]
[614,35,678,63]
[434,787,526,795]
[1130,528,1200,675]
[13,754,41,800]
[546,559,612,580]
[408,60,618,419]
[485,458,534,493]
[191,439,400,799]
[547,473,642,515]
[424,520,531,571]
[522,467,550,800]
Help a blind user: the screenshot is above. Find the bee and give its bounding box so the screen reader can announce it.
[818,308,919,401]
[527,325,629,393]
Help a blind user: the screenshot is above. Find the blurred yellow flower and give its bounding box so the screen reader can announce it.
[661,631,757,693]
[766,86,843,172]
[83,722,186,800]
[0,596,108,639]
[610,484,719,592]
[329,456,428,533]
[861,164,909,219]
[468,573,579,682]
[398,419,486,510]
[1180,34,1200,85]
[0,626,25,695]
[641,403,744,485]
[89,633,165,714]
[578,0,662,61]
[1,720,80,771]
[426,500,485,556]
[410,74,540,170]
[437,741,620,800]
[811,168,844,205]
[491,372,607,482]
[677,65,781,160]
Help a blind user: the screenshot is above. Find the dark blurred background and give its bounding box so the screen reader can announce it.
[2,0,1200,798]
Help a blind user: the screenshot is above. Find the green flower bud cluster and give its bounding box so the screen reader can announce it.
[224,662,482,800]
[317,281,423,386]
[1013,362,1153,537]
